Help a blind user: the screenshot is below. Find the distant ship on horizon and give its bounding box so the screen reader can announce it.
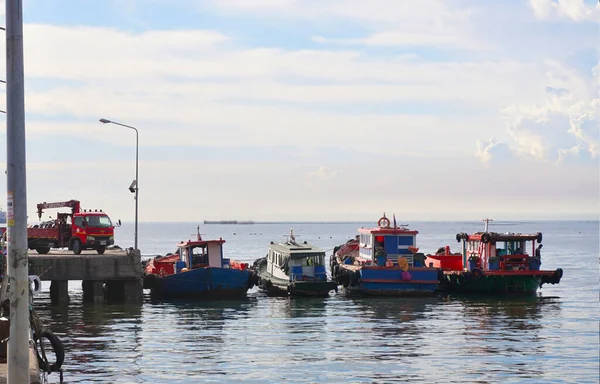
[203,220,255,225]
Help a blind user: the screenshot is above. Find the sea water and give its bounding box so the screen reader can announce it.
[33,220,599,383]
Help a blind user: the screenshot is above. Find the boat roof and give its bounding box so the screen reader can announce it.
[466,232,541,241]
[359,227,418,236]
[177,238,226,247]
[269,240,325,259]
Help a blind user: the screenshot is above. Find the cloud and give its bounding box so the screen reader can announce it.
[207,0,471,26]
[529,0,600,21]
[475,139,514,166]
[313,31,477,48]
[495,61,599,162]
[307,166,339,180]
[207,0,477,48]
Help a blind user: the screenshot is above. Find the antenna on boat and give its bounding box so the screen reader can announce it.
[196,225,205,241]
[483,218,493,232]
[284,228,298,244]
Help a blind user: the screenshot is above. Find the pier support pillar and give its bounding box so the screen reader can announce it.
[105,279,143,302]
[50,280,69,305]
[82,280,104,303]
[123,279,143,302]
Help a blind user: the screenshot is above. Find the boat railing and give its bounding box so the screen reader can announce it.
[385,254,414,267]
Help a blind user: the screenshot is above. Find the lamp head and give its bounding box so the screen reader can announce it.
[128,180,137,193]
[99,118,111,124]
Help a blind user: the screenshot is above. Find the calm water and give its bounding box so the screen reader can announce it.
[34,221,599,383]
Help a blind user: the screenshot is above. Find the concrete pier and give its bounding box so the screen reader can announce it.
[0,347,40,384]
[50,280,69,305]
[28,248,143,304]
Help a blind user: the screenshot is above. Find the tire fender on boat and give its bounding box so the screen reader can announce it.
[29,275,42,296]
[481,233,491,243]
[34,329,65,373]
[536,232,543,243]
[472,268,484,279]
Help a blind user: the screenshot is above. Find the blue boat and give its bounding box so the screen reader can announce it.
[330,214,439,296]
[143,228,258,298]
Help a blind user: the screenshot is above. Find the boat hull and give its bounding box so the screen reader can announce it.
[256,271,337,297]
[438,269,563,295]
[334,265,439,297]
[148,267,254,299]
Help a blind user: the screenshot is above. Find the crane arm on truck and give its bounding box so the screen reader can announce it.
[37,200,81,219]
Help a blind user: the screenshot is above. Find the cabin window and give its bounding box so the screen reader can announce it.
[360,234,372,248]
[73,217,84,227]
[191,246,208,265]
[398,236,414,246]
[303,255,324,266]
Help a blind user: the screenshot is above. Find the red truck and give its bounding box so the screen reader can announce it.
[28,200,120,255]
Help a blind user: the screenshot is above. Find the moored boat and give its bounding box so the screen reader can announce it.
[428,219,563,295]
[330,214,439,296]
[143,227,258,298]
[252,230,338,297]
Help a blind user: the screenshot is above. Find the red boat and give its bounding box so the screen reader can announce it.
[428,219,563,295]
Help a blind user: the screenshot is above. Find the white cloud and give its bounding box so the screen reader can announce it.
[208,0,476,48]
[207,0,471,25]
[529,0,600,21]
[313,30,477,48]
[308,166,339,180]
[475,138,514,166]
[498,62,599,162]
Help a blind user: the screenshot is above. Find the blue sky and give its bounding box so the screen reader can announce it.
[0,0,598,222]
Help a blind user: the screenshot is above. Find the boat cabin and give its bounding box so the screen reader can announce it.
[174,238,228,273]
[266,231,327,282]
[357,215,422,267]
[458,231,543,271]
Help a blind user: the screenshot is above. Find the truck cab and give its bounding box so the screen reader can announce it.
[70,210,116,254]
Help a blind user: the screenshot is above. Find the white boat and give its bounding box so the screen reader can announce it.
[252,230,338,297]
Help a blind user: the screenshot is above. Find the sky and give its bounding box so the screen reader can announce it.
[0,0,598,222]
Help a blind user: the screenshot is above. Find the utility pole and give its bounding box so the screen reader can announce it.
[5,0,30,382]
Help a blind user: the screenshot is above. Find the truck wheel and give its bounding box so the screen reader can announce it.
[97,246,106,255]
[36,247,51,255]
[72,239,82,255]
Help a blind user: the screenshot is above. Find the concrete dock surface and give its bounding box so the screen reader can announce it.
[0,346,41,384]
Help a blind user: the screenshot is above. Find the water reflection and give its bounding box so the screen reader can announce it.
[449,295,563,381]
[34,294,144,382]
[344,297,438,361]
[137,296,259,379]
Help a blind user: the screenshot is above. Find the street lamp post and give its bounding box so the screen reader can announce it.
[99,118,139,250]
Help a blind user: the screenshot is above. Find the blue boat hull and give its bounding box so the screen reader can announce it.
[151,267,254,299]
[337,266,439,297]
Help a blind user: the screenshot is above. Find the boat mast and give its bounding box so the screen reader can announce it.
[483,218,493,232]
